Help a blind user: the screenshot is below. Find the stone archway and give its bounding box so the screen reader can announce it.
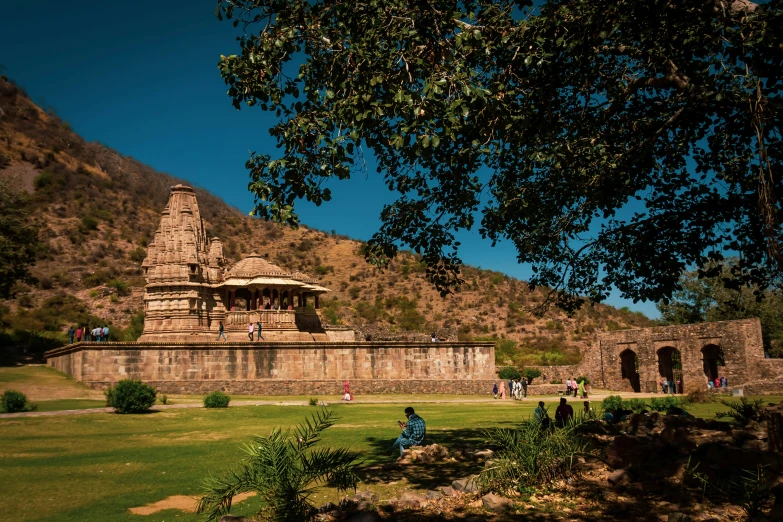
[620,349,641,392]
[657,346,684,394]
[701,344,723,381]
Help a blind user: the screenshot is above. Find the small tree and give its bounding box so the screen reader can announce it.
[105,379,157,414]
[523,368,542,384]
[197,408,359,522]
[498,367,521,380]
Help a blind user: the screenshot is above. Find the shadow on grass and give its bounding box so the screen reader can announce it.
[359,426,511,491]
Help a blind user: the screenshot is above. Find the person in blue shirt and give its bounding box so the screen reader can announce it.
[391,407,426,457]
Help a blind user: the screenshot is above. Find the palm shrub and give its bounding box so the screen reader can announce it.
[715,397,765,426]
[1,390,32,413]
[105,379,156,414]
[197,408,360,522]
[479,415,589,495]
[204,391,231,408]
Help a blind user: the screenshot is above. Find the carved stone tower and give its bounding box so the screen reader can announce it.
[139,185,225,340]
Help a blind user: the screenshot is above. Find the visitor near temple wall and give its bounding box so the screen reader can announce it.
[256,321,264,341]
[522,377,528,398]
[84,326,90,342]
[103,326,109,342]
[721,376,728,388]
[342,379,352,401]
[68,326,75,344]
[216,321,227,341]
[508,379,514,399]
[566,378,572,396]
[707,377,714,390]
[499,380,507,399]
[714,377,721,389]
[75,327,82,342]
[570,377,577,397]
[248,322,254,342]
[492,383,498,399]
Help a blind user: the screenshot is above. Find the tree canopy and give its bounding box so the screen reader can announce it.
[0,177,38,299]
[216,0,782,312]
[657,262,783,357]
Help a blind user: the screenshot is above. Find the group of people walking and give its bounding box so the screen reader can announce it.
[565,378,589,398]
[214,320,266,342]
[708,376,728,390]
[68,325,109,344]
[493,378,528,400]
[659,378,681,394]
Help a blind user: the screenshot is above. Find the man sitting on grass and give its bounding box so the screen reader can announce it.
[391,406,426,457]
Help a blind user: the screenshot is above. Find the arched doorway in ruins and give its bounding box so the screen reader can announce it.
[657,346,684,393]
[620,349,641,392]
[233,288,251,311]
[701,344,724,381]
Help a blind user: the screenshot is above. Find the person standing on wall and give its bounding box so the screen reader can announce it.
[248,322,254,342]
[68,326,75,344]
[256,320,264,341]
[216,321,227,342]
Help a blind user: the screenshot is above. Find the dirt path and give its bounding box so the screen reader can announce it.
[0,391,667,419]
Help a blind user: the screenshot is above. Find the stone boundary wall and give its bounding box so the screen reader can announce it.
[45,341,496,387]
[525,366,582,383]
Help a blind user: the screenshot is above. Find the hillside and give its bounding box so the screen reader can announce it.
[0,76,653,364]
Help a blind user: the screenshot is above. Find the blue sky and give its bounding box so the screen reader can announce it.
[0,1,660,318]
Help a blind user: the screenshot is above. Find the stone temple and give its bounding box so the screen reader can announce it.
[138,184,349,342]
[45,185,496,394]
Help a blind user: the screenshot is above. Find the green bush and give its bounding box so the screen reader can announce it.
[1,390,30,413]
[308,397,319,406]
[498,367,521,380]
[576,376,590,385]
[523,368,542,383]
[649,396,686,412]
[624,398,648,413]
[204,391,231,408]
[602,395,624,412]
[107,279,131,296]
[105,380,157,414]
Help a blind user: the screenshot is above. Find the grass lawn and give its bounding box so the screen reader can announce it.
[2,365,781,521]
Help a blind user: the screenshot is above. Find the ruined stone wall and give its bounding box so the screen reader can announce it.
[595,319,766,394]
[525,366,582,383]
[46,341,496,391]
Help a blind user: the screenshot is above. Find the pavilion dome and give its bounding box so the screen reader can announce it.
[290,271,319,284]
[225,253,290,279]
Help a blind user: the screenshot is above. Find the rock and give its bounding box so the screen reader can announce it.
[350,491,378,504]
[668,512,689,522]
[346,512,382,522]
[425,490,443,500]
[468,449,495,461]
[608,469,634,486]
[452,477,479,493]
[481,493,513,512]
[440,486,459,497]
[741,438,765,451]
[396,491,426,510]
